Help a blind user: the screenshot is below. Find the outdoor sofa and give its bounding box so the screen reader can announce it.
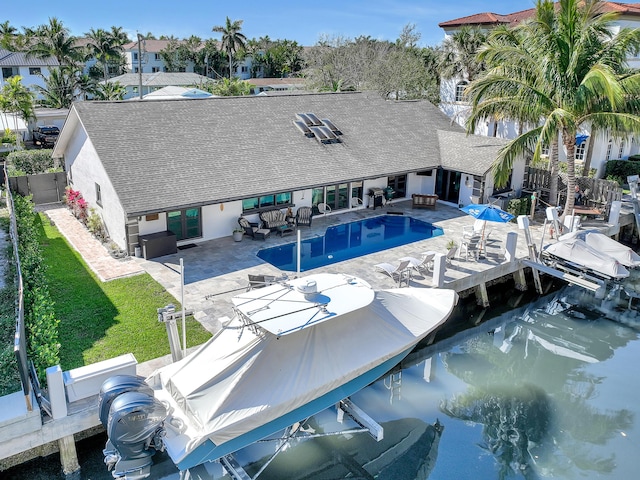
[259,209,288,230]
[412,194,438,209]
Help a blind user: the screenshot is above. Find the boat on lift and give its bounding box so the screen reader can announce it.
[558,229,640,268]
[99,273,458,478]
[542,237,630,281]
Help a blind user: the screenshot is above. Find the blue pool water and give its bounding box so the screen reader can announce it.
[257,215,444,271]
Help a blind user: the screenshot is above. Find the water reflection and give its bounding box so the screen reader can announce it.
[439,290,637,479]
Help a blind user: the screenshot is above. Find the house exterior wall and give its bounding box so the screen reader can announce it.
[1,66,51,100]
[135,175,432,245]
[64,126,128,249]
[124,49,196,74]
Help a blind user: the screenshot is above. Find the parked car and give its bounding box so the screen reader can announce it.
[32,125,60,147]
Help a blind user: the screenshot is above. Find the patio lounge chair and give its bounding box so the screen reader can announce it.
[400,252,435,275]
[238,217,271,240]
[295,206,313,227]
[374,259,411,284]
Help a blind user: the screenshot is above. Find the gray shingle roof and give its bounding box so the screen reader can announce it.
[437,130,509,176]
[68,92,492,216]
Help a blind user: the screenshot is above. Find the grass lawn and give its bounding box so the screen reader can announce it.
[36,213,212,370]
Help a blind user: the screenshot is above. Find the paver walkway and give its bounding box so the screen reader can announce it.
[37,205,144,282]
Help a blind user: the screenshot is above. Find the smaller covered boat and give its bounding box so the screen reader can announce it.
[542,238,629,280]
[559,229,640,268]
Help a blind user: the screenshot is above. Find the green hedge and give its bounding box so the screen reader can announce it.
[13,195,60,383]
[6,149,59,176]
[604,160,640,185]
[506,196,532,218]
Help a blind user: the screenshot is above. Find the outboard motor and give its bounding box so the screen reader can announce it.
[103,389,167,479]
[99,375,153,428]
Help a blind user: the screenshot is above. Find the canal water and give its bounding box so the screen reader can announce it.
[6,281,640,479]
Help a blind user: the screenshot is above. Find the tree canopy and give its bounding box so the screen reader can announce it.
[466,0,640,216]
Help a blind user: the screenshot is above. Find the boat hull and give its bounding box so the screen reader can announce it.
[174,346,414,470]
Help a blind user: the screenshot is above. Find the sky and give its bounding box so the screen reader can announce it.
[4,0,539,47]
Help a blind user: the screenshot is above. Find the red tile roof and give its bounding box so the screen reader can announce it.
[438,2,640,28]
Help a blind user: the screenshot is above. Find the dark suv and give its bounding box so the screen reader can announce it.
[32,125,60,147]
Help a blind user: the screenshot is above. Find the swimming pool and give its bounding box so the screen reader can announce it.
[257,215,443,271]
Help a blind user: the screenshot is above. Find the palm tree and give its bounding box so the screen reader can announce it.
[92,82,126,101]
[212,17,247,79]
[0,76,35,147]
[85,28,125,81]
[466,0,640,219]
[439,26,487,83]
[26,17,83,66]
[35,66,94,108]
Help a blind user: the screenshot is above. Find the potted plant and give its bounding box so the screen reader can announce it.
[445,239,458,262]
[232,227,244,242]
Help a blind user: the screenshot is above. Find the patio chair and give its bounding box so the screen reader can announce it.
[238,217,271,241]
[374,259,411,284]
[295,206,313,227]
[400,252,435,275]
[460,234,482,261]
[317,203,332,216]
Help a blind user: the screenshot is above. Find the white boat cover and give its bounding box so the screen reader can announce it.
[559,230,640,267]
[544,238,629,279]
[147,275,457,462]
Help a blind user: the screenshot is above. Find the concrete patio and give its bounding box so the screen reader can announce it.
[132,199,552,335]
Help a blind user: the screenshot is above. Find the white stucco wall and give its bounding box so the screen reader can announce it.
[64,124,128,249]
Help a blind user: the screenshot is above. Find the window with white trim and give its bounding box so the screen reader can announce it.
[619,140,625,159]
[606,139,613,160]
[455,81,468,102]
[575,141,586,161]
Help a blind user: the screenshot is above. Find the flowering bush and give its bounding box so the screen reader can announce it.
[63,187,88,223]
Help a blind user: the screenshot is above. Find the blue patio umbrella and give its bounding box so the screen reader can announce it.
[459,204,515,256]
[460,204,515,223]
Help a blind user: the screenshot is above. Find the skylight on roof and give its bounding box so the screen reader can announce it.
[294,113,342,145]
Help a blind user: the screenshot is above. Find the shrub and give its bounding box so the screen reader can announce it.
[13,194,60,383]
[6,149,60,175]
[506,196,532,218]
[1,128,17,145]
[87,208,107,241]
[604,160,640,184]
[63,187,88,224]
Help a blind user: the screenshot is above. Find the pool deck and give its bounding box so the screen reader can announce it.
[133,199,628,344]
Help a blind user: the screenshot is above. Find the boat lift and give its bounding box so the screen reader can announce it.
[517,214,606,297]
[218,398,384,480]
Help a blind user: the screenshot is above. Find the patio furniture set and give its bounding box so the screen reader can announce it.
[237,207,314,240]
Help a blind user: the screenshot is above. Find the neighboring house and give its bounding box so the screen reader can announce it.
[249,77,306,95]
[122,39,196,74]
[102,72,211,99]
[0,48,59,100]
[438,2,640,177]
[52,91,521,254]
